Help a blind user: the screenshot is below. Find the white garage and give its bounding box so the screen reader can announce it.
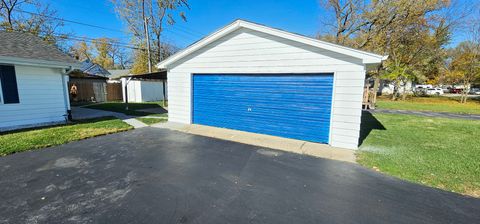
[157,20,386,149]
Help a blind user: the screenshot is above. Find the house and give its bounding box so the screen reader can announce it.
[119,71,167,103]
[0,31,79,131]
[157,20,387,149]
[69,60,110,102]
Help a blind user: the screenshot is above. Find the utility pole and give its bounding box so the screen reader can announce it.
[142,0,152,73]
[144,17,152,73]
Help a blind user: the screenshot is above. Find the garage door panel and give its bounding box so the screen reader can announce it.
[193,99,332,112]
[193,74,333,143]
[193,108,332,124]
[194,91,334,99]
[193,106,332,121]
[198,116,331,143]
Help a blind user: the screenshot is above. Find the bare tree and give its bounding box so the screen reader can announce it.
[69,40,92,61]
[318,0,366,45]
[111,0,189,72]
[0,0,66,45]
[149,0,188,62]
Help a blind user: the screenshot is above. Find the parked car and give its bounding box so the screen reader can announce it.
[469,88,480,95]
[415,84,433,89]
[426,88,444,96]
[449,88,463,94]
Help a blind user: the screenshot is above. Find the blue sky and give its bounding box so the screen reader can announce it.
[39,0,470,49]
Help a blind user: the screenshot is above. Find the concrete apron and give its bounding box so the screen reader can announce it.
[152,122,356,163]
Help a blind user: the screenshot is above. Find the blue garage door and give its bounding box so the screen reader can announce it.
[193,74,334,143]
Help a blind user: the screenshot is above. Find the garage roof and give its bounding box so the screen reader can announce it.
[157,20,387,69]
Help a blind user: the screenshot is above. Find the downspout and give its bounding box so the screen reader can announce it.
[62,66,74,121]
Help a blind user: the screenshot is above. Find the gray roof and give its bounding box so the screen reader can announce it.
[107,69,131,79]
[0,31,77,64]
[80,60,111,77]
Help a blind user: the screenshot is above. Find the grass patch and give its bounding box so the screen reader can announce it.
[137,117,168,125]
[0,117,132,156]
[376,96,480,115]
[85,101,167,116]
[357,113,480,197]
[136,113,168,125]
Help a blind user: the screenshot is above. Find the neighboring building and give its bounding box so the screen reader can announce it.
[69,60,110,102]
[157,20,386,150]
[0,31,79,131]
[107,69,130,83]
[120,71,167,103]
[378,80,414,95]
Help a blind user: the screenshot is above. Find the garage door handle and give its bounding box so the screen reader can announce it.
[247,107,252,111]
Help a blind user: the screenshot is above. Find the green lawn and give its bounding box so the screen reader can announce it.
[0,117,132,156]
[357,112,480,197]
[376,96,480,115]
[85,101,167,116]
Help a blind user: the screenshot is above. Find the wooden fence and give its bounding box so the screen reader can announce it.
[69,78,99,102]
[69,78,122,103]
[106,83,123,101]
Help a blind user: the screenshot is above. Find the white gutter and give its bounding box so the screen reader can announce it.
[0,56,80,69]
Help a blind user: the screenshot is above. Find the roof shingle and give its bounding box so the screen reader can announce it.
[0,31,77,64]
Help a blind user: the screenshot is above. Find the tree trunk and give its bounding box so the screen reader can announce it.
[461,81,470,103]
[401,80,407,101]
[372,75,380,106]
[461,91,468,103]
[391,81,398,101]
[371,65,382,106]
[156,33,161,62]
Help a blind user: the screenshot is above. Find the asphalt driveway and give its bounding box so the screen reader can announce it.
[0,128,478,224]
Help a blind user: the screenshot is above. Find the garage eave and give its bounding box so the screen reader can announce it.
[157,20,387,69]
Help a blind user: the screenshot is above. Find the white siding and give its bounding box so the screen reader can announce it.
[0,65,68,130]
[141,81,166,102]
[167,28,365,149]
[122,79,167,103]
[123,79,142,103]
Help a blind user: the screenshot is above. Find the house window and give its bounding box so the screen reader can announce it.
[0,65,20,104]
[0,77,3,104]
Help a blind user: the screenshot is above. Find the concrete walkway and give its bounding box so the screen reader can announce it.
[369,109,480,120]
[122,118,148,128]
[70,107,147,128]
[152,122,356,163]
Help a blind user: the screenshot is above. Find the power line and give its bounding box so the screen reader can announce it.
[1,27,146,50]
[162,28,200,41]
[170,23,206,36]
[17,9,130,35]
[166,24,205,37]
[17,9,205,41]
[57,36,145,51]
[61,34,141,49]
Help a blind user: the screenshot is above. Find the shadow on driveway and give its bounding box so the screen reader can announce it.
[0,128,478,223]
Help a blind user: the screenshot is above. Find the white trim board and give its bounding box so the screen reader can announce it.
[0,56,80,69]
